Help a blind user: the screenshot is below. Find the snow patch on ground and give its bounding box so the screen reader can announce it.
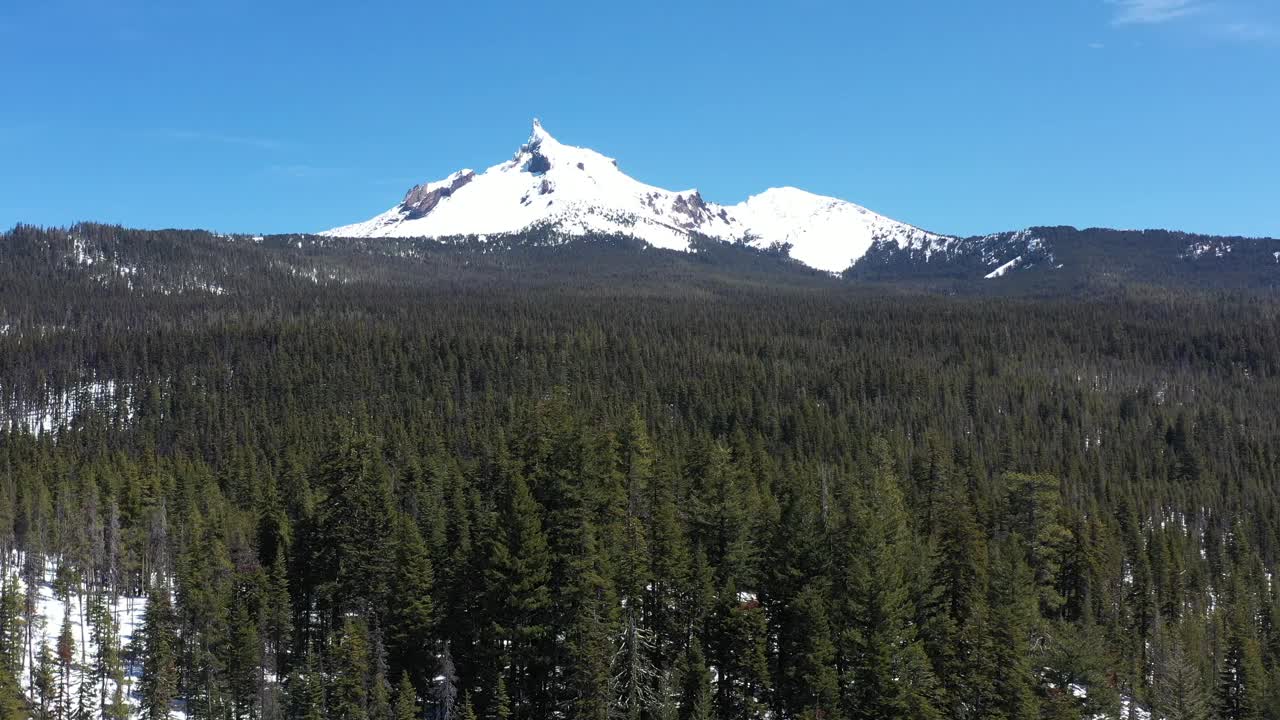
[1,380,133,435]
[985,256,1022,279]
[1181,240,1233,259]
[5,554,153,720]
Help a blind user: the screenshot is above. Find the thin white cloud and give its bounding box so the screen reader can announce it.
[1109,0,1204,25]
[1216,20,1273,39]
[1106,0,1275,42]
[266,164,345,179]
[162,129,285,151]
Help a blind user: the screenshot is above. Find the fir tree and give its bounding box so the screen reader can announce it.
[985,541,1040,720]
[433,642,460,720]
[228,592,263,720]
[393,673,417,720]
[1217,607,1267,720]
[647,461,691,673]
[923,482,995,720]
[284,650,325,720]
[1001,472,1072,618]
[785,582,839,720]
[484,468,551,720]
[88,591,121,711]
[55,609,74,720]
[835,443,940,720]
[710,580,770,720]
[312,434,396,621]
[613,610,660,720]
[0,665,26,720]
[1150,623,1210,720]
[34,641,57,720]
[331,617,372,720]
[562,522,615,720]
[459,693,477,720]
[677,643,712,720]
[139,586,178,720]
[386,514,435,689]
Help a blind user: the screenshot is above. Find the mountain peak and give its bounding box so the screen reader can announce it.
[525,118,564,154]
[322,124,944,273]
[517,118,573,174]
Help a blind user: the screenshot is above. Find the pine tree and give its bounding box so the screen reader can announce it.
[613,610,660,720]
[434,642,459,720]
[264,548,292,687]
[88,591,121,711]
[103,669,129,720]
[710,580,770,720]
[484,468,551,719]
[1040,621,1120,720]
[34,641,57,720]
[55,608,75,720]
[0,664,26,720]
[1001,472,1072,618]
[0,565,25,720]
[370,640,392,720]
[1150,623,1210,720]
[562,521,615,720]
[459,693,477,720]
[392,673,417,720]
[312,433,396,621]
[786,582,839,720]
[835,443,940,720]
[173,520,234,720]
[678,643,712,720]
[1217,607,1267,720]
[0,575,23,684]
[332,617,372,720]
[139,586,178,720]
[923,482,994,720]
[386,514,435,689]
[284,650,325,720]
[228,592,263,720]
[985,541,1039,720]
[648,461,691,673]
[616,410,654,606]
[487,675,510,720]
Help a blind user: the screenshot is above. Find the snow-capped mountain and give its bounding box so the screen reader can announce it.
[322,120,944,273]
[849,225,1280,287]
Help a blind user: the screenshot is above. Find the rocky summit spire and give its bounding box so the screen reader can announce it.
[528,118,554,145]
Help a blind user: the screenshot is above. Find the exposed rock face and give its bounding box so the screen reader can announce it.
[670,191,728,230]
[524,151,552,175]
[401,171,475,220]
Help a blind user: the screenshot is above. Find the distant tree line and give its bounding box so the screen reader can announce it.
[1,223,1279,720]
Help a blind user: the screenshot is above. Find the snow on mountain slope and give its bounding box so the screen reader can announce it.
[731,187,943,275]
[324,120,738,253]
[323,120,944,273]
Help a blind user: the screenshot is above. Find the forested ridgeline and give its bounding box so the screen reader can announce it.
[2,223,1280,720]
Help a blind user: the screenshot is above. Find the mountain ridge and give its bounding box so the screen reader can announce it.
[322,120,945,273]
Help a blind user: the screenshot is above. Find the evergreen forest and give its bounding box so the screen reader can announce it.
[2,223,1280,720]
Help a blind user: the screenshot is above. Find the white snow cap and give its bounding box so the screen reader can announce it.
[323,119,943,273]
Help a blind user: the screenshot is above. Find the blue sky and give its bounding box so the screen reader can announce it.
[1,0,1276,238]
